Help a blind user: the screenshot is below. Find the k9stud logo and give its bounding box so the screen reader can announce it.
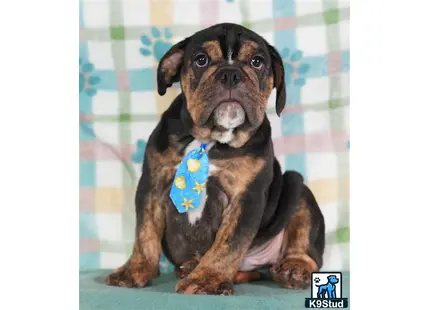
[305,272,349,308]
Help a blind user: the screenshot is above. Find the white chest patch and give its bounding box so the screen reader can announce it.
[183,139,200,154]
[176,140,217,225]
[186,187,207,225]
[217,129,234,144]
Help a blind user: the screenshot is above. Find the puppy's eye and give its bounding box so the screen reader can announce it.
[195,53,209,68]
[250,55,264,69]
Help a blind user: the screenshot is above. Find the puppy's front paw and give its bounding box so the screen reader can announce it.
[104,263,158,288]
[270,258,312,289]
[175,268,234,295]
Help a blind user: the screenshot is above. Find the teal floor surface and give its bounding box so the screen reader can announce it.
[80,271,350,310]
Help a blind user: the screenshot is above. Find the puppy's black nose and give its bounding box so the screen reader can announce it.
[216,68,243,88]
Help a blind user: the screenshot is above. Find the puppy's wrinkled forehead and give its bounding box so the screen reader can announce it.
[156,22,286,119]
[187,24,267,63]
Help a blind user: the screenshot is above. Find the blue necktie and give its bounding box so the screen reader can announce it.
[170,144,209,213]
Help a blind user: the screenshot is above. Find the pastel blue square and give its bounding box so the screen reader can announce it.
[273,0,296,17]
[80,122,96,141]
[80,212,98,239]
[79,1,84,28]
[79,93,92,115]
[341,50,350,72]
[80,252,100,270]
[282,112,304,135]
[80,161,96,187]
[286,85,301,105]
[302,55,329,78]
[285,154,307,181]
[129,68,155,91]
[95,70,118,91]
[275,30,297,52]
[80,42,89,60]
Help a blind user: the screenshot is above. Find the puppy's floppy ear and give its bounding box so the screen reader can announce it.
[157,38,189,96]
[268,44,286,116]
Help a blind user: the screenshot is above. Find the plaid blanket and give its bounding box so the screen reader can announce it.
[79,0,350,273]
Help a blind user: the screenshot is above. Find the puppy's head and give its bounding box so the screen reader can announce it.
[157,23,286,146]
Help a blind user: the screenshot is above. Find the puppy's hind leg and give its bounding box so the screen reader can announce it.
[270,174,325,289]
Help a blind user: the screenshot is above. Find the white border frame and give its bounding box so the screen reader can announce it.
[1,1,77,310]
[1,1,429,309]
[351,1,429,309]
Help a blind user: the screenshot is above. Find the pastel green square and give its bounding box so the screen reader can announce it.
[242,20,252,30]
[111,41,126,70]
[119,113,131,122]
[119,92,131,114]
[336,227,350,243]
[324,9,340,25]
[110,26,125,40]
[328,99,343,109]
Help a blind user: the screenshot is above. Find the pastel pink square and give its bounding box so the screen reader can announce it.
[80,188,95,211]
[275,17,297,31]
[273,134,306,156]
[80,238,100,252]
[94,141,122,161]
[92,142,133,161]
[80,141,95,160]
[80,28,85,41]
[328,52,341,75]
[118,143,134,162]
[199,0,219,27]
[116,71,130,92]
[304,132,349,152]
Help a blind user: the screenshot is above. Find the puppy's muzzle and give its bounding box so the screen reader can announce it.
[212,67,246,129]
[214,102,245,130]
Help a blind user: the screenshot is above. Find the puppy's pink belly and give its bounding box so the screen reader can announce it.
[239,231,284,272]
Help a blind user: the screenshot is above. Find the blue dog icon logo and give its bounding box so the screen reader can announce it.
[316,275,339,299]
[305,272,348,308]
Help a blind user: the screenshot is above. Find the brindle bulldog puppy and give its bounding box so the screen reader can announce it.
[105,23,325,295]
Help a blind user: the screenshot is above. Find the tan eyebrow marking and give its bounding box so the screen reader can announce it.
[202,41,223,61]
[237,40,259,61]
